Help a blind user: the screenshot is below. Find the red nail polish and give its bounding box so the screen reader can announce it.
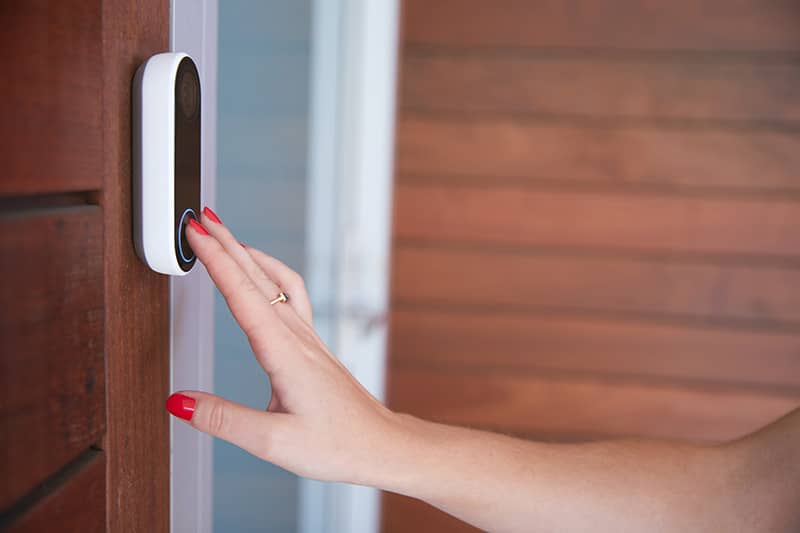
[166,393,196,421]
[240,242,247,248]
[188,218,209,236]
[203,206,222,224]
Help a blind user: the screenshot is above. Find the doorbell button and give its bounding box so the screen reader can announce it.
[177,208,197,263]
[132,52,201,276]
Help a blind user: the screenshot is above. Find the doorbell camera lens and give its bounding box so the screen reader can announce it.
[177,68,199,120]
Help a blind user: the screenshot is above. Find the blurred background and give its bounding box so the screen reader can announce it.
[3,0,800,532]
[384,1,800,531]
[215,1,800,531]
[214,2,311,531]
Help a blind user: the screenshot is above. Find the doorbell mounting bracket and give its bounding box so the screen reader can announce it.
[133,52,201,276]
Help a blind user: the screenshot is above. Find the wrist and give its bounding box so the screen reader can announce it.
[350,410,434,495]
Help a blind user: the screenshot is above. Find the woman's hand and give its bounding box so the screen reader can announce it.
[169,207,397,485]
[169,208,800,532]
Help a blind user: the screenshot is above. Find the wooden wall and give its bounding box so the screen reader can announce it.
[0,2,170,531]
[384,1,800,531]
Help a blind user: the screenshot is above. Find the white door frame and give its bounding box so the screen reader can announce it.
[170,1,218,532]
[301,2,400,533]
[168,1,398,532]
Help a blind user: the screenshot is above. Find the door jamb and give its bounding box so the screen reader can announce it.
[169,1,218,531]
[300,1,400,532]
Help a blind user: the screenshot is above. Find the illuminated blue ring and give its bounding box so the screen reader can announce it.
[177,208,197,263]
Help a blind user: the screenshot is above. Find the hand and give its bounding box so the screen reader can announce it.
[168,208,398,485]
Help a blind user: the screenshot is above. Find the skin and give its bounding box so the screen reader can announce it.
[180,213,800,532]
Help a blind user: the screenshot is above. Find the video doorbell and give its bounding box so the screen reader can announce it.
[133,52,201,275]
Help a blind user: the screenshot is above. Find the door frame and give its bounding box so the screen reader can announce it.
[167,1,399,531]
[170,1,218,532]
[300,1,400,532]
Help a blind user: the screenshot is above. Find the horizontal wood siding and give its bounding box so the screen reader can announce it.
[384,1,800,531]
[391,370,800,442]
[403,0,800,51]
[0,207,104,509]
[2,452,105,533]
[401,55,800,122]
[397,117,800,192]
[0,2,104,196]
[390,310,800,389]
[395,184,800,256]
[393,247,800,326]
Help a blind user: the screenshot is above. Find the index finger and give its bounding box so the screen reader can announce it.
[186,221,290,363]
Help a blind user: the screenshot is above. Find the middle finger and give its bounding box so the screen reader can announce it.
[200,207,287,307]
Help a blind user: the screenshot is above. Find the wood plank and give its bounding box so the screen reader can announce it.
[401,54,800,122]
[0,207,104,510]
[396,116,800,191]
[394,183,800,257]
[387,369,800,442]
[2,452,105,533]
[101,1,170,532]
[0,1,103,196]
[403,0,800,51]
[382,492,480,533]
[390,310,800,388]
[392,247,800,326]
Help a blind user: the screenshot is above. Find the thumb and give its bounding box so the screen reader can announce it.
[166,391,290,461]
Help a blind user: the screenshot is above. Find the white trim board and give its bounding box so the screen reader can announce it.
[170,1,218,531]
[300,1,400,532]
[168,1,398,531]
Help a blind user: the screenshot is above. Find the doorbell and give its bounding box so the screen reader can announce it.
[133,52,201,276]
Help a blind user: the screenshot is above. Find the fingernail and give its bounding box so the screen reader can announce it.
[188,218,209,236]
[240,242,247,248]
[203,206,222,224]
[166,393,196,421]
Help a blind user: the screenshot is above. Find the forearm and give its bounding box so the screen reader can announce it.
[182,215,798,531]
[366,412,787,533]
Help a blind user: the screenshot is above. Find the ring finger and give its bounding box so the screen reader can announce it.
[199,207,287,310]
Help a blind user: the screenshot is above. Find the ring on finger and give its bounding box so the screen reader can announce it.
[269,291,289,305]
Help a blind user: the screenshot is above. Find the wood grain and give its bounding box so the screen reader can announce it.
[387,369,800,442]
[0,207,104,510]
[0,1,103,196]
[390,310,800,388]
[392,246,800,327]
[401,54,800,122]
[396,116,800,191]
[403,0,800,51]
[101,1,170,531]
[2,452,105,533]
[394,183,800,257]
[387,2,800,531]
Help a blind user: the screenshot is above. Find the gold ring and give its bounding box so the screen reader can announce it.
[269,292,289,305]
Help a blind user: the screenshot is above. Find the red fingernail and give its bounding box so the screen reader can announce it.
[166,393,196,421]
[203,206,222,224]
[188,218,209,236]
[240,242,247,248]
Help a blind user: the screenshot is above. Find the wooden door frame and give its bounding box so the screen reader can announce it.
[102,1,171,531]
[99,2,398,531]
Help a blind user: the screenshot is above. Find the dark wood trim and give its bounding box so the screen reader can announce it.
[100,1,170,531]
[0,1,104,197]
[1,452,106,533]
[0,207,105,509]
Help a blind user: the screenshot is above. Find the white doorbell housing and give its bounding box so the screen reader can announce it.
[133,52,201,275]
